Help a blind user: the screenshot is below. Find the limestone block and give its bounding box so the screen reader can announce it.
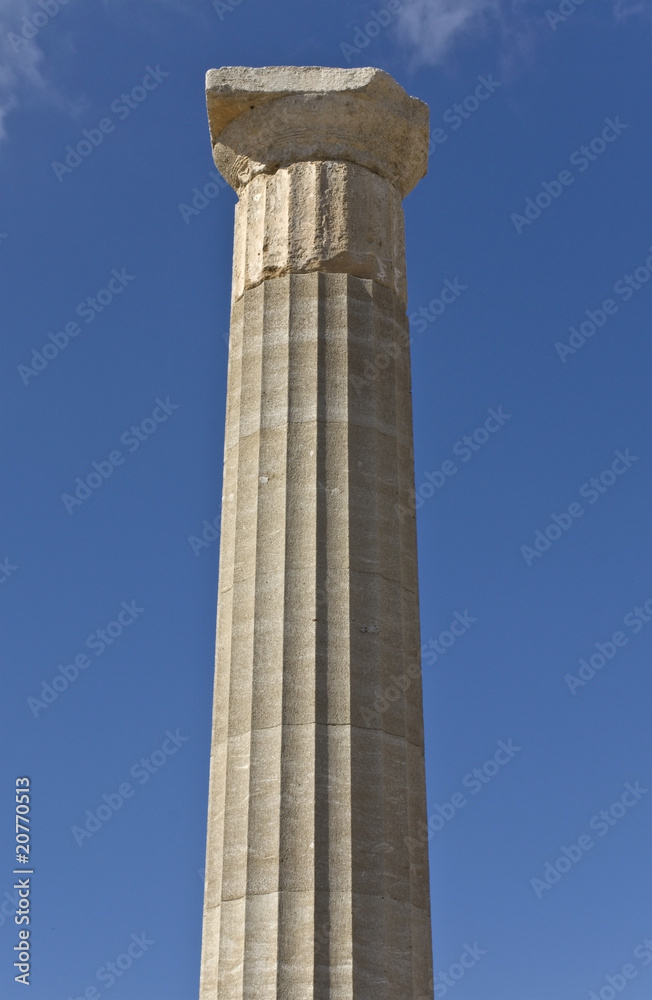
[231,160,407,304]
[206,66,429,197]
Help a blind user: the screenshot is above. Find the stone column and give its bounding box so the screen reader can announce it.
[200,66,432,1000]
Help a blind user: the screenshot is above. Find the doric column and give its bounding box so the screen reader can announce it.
[200,66,432,1000]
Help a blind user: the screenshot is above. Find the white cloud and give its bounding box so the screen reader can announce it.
[395,0,504,66]
[0,4,47,141]
[0,0,82,143]
[0,0,202,145]
[394,0,651,67]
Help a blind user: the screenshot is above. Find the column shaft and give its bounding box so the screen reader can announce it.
[201,266,432,999]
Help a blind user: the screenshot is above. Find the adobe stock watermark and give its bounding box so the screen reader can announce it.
[212,0,248,19]
[555,246,652,363]
[0,886,22,931]
[406,740,521,848]
[529,780,648,899]
[433,942,487,998]
[398,407,511,519]
[564,596,652,695]
[429,75,501,154]
[546,0,590,31]
[422,610,478,666]
[511,117,628,234]
[18,267,135,385]
[0,557,17,584]
[361,611,477,725]
[178,170,229,224]
[51,66,169,182]
[350,277,467,393]
[65,932,154,998]
[339,2,403,62]
[7,0,73,54]
[520,448,639,566]
[188,508,221,556]
[70,730,189,846]
[61,397,179,514]
[408,277,468,334]
[588,937,652,1000]
[27,600,145,718]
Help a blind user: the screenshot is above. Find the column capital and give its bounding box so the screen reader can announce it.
[205,65,429,197]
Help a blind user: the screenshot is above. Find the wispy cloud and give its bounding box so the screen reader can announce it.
[0,0,83,144]
[0,3,48,141]
[0,0,188,145]
[394,0,650,68]
[394,0,538,68]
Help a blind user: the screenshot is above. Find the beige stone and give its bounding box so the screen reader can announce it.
[200,67,433,999]
[230,161,408,305]
[206,66,429,197]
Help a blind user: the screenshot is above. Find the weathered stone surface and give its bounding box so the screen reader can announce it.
[231,160,408,304]
[200,66,433,1000]
[206,65,429,198]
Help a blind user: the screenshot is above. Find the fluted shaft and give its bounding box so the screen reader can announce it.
[231,161,408,305]
[200,66,432,1000]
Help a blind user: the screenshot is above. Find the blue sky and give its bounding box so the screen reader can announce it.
[0,1,650,997]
